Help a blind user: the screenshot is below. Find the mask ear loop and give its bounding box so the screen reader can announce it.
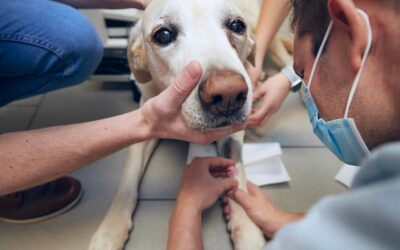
[344,9,373,118]
[307,21,333,91]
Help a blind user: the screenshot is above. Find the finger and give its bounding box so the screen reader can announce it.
[209,165,231,173]
[227,166,239,177]
[199,157,235,168]
[210,165,236,174]
[248,101,273,125]
[210,166,237,178]
[247,181,263,196]
[162,61,202,108]
[229,188,252,210]
[218,178,239,193]
[224,205,231,215]
[253,87,266,101]
[210,172,230,178]
[223,196,229,204]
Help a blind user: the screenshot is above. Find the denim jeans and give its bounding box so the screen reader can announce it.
[0,0,103,106]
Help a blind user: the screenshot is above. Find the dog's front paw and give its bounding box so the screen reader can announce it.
[88,217,132,250]
[231,222,266,250]
[228,204,266,250]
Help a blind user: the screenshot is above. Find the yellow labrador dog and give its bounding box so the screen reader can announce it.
[89,0,291,249]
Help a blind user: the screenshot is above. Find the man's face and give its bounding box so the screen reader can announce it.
[293,23,398,150]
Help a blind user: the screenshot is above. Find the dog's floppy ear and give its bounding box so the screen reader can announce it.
[246,32,257,67]
[128,20,152,83]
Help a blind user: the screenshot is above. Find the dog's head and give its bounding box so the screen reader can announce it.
[129,0,256,130]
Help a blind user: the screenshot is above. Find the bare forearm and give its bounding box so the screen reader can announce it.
[262,211,305,238]
[168,199,203,250]
[255,0,291,65]
[0,110,149,195]
[55,0,147,9]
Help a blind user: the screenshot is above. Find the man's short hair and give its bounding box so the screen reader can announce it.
[290,0,400,56]
[290,0,330,56]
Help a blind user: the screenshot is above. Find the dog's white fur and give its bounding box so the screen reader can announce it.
[89,1,291,249]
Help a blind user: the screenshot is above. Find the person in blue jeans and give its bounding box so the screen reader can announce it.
[0,0,243,223]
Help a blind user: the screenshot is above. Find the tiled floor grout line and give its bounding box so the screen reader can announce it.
[26,94,46,130]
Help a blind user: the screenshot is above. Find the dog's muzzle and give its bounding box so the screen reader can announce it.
[198,69,248,118]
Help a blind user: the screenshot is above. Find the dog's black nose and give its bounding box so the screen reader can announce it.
[198,70,248,116]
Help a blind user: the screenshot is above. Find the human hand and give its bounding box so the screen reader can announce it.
[140,61,245,144]
[248,72,290,127]
[225,181,303,238]
[177,157,238,214]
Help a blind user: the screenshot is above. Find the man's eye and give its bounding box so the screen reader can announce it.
[228,19,246,35]
[153,28,176,46]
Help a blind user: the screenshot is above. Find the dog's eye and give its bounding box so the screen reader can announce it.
[228,19,246,35]
[153,28,176,46]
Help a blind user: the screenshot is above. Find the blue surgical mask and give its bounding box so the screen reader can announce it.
[302,9,372,166]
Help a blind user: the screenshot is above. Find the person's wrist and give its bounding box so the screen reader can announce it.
[281,66,302,92]
[259,207,286,238]
[176,192,203,217]
[254,56,264,72]
[129,109,154,142]
[277,72,291,93]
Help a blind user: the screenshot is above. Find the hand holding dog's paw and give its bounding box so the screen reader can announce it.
[178,157,238,212]
[140,61,245,144]
[223,198,266,250]
[225,181,304,238]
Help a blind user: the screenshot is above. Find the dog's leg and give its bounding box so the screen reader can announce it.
[217,132,267,250]
[88,139,158,250]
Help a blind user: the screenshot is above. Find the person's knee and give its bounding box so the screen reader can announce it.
[58,10,103,86]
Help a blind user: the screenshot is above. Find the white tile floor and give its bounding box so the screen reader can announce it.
[0,80,346,250]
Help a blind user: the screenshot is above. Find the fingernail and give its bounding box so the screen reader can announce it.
[187,61,201,79]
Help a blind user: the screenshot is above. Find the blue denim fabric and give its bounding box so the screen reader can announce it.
[0,0,103,106]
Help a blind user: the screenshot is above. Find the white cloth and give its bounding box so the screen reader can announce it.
[186,143,290,186]
[335,164,360,188]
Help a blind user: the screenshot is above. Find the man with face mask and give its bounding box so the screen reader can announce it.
[168,0,400,249]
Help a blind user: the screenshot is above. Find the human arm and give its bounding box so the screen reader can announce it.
[226,181,303,238]
[0,61,244,195]
[167,157,238,250]
[55,0,149,9]
[248,0,291,84]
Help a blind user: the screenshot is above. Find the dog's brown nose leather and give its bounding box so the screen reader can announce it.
[199,70,248,115]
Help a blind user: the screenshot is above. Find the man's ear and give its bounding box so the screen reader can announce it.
[128,21,152,83]
[246,32,256,67]
[328,0,369,71]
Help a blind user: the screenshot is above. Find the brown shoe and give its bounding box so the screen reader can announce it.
[0,177,82,224]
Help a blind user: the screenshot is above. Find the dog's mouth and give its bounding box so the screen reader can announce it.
[213,114,248,129]
[182,105,249,131]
